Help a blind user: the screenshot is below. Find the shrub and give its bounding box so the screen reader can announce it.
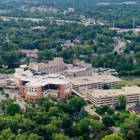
[93,115,100,120]
[107,108,115,115]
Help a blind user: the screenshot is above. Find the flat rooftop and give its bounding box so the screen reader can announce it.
[14,69,69,87]
[71,74,122,85]
[0,74,9,80]
[26,77,69,86]
[88,86,140,98]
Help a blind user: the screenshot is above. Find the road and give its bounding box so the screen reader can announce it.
[113,41,126,54]
[0,89,25,109]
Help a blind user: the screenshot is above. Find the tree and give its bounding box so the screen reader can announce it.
[90,119,105,132]
[103,84,110,90]
[5,93,9,99]
[102,115,115,127]
[97,47,104,55]
[62,114,72,129]
[40,124,58,140]
[102,133,124,140]
[37,97,48,106]
[0,128,16,140]
[20,119,36,132]
[135,52,140,64]
[56,46,62,53]
[78,136,84,140]
[52,133,70,140]
[107,108,115,115]
[118,95,126,110]
[0,99,14,115]
[69,97,86,112]
[28,134,44,140]
[92,115,100,120]
[83,45,93,56]
[74,45,83,56]
[102,105,109,112]
[121,114,140,140]
[6,103,20,116]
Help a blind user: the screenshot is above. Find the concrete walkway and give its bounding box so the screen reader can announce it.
[85,105,102,121]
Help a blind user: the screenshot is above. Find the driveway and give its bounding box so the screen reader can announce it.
[85,104,102,121]
[1,89,26,109]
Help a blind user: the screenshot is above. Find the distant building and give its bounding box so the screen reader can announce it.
[68,8,74,12]
[87,86,140,107]
[14,68,71,102]
[30,26,46,31]
[64,67,92,78]
[0,74,11,87]
[73,59,92,67]
[129,106,140,114]
[20,49,39,58]
[29,58,67,73]
[64,59,92,78]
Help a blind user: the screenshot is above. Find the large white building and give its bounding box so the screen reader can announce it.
[14,68,71,102]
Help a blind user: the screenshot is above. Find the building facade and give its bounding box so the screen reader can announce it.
[14,68,71,102]
[28,57,67,73]
[71,74,122,92]
[87,86,140,107]
[65,67,92,78]
[0,74,11,87]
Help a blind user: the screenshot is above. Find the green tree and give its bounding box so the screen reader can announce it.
[135,52,140,64]
[28,134,44,140]
[62,114,72,129]
[118,95,126,110]
[40,124,58,140]
[102,133,124,140]
[20,119,36,132]
[107,108,115,115]
[103,84,110,90]
[102,115,115,127]
[0,99,14,115]
[83,45,93,56]
[74,45,83,56]
[5,93,9,99]
[56,46,62,53]
[6,103,20,116]
[121,114,140,140]
[0,128,16,140]
[90,119,105,132]
[69,97,86,112]
[92,115,100,120]
[52,133,70,140]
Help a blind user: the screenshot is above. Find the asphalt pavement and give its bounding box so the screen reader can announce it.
[0,89,25,109]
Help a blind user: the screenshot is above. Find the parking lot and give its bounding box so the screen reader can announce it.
[0,88,25,109]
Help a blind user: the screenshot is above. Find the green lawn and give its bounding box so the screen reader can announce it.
[117,110,130,116]
[114,110,130,127]
[121,77,140,86]
[0,115,10,118]
[122,80,135,86]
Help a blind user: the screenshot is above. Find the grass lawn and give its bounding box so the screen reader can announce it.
[0,115,10,118]
[122,80,135,86]
[117,110,130,116]
[121,77,140,86]
[114,110,130,127]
